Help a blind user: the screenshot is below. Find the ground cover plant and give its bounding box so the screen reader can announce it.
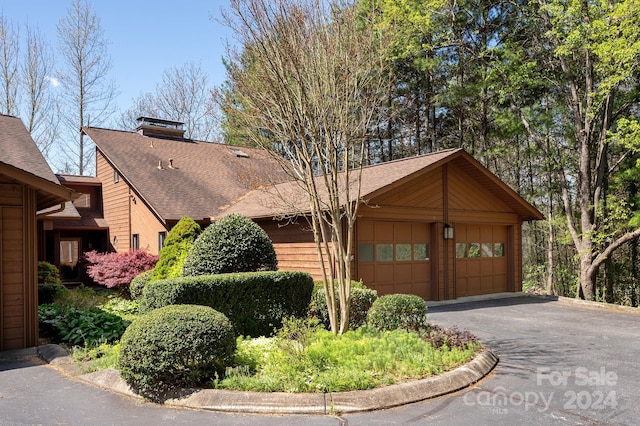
[216,318,481,392]
[38,285,137,350]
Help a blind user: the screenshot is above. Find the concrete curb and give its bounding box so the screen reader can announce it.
[165,349,498,414]
[71,348,497,415]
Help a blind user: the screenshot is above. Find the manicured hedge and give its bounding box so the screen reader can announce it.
[140,271,314,337]
[129,270,153,300]
[367,293,428,332]
[182,214,277,276]
[119,304,235,401]
[312,281,378,330]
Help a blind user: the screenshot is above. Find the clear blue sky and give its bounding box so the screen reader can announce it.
[2,0,232,118]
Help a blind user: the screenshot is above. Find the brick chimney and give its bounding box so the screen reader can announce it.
[136,116,186,139]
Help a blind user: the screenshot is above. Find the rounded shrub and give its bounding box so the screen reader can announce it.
[38,261,60,284]
[118,304,236,401]
[366,294,428,332]
[312,281,378,330]
[152,217,201,281]
[129,270,153,300]
[182,213,277,276]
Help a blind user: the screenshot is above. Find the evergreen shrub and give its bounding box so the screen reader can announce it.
[182,214,277,276]
[152,217,201,281]
[38,261,60,284]
[118,304,236,401]
[311,281,378,330]
[37,261,65,304]
[129,270,153,300]
[140,271,313,337]
[366,294,428,332]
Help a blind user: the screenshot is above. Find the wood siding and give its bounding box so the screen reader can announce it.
[1,180,38,350]
[131,196,167,255]
[259,219,329,280]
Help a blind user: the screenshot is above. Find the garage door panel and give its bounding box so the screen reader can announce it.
[456,224,508,297]
[375,222,393,240]
[394,223,412,240]
[375,264,394,282]
[358,220,432,300]
[358,264,375,283]
[395,264,413,283]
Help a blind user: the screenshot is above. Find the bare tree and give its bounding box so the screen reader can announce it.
[57,0,116,175]
[118,62,217,141]
[221,0,392,334]
[21,24,58,158]
[0,13,20,115]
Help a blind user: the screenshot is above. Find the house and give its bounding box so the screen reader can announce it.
[221,149,544,300]
[81,117,287,255]
[83,118,543,301]
[40,175,109,283]
[0,114,76,349]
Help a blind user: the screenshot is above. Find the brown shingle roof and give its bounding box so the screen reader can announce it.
[0,114,59,185]
[0,114,76,210]
[220,148,544,221]
[83,126,287,222]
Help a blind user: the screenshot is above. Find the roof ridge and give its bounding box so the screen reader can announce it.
[360,148,461,171]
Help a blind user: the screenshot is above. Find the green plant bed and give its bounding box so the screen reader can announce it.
[215,320,481,393]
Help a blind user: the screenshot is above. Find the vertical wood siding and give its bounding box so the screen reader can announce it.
[0,181,39,349]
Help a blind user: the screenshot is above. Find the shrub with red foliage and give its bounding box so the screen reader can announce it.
[84,250,158,289]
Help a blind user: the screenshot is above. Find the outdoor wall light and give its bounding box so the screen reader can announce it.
[444,224,455,240]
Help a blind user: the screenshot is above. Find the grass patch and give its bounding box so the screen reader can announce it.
[215,320,481,393]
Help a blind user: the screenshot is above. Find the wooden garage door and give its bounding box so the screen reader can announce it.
[455,224,507,297]
[357,221,431,300]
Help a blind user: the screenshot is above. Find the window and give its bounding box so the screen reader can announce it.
[494,243,505,257]
[456,243,467,258]
[481,243,493,257]
[376,244,393,262]
[413,243,429,260]
[114,169,119,183]
[468,243,481,258]
[158,231,167,251]
[358,244,374,262]
[396,244,412,261]
[132,234,139,250]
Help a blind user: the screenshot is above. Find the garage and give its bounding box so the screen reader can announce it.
[225,148,543,301]
[454,224,508,297]
[357,220,432,300]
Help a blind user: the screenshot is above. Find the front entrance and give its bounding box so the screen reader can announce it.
[357,221,432,299]
[455,224,508,297]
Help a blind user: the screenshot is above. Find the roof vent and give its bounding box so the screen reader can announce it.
[136,116,186,139]
[230,148,250,158]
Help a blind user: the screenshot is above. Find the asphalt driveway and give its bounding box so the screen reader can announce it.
[1,296,638,425]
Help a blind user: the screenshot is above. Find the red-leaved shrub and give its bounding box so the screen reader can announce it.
[84,250,158,289]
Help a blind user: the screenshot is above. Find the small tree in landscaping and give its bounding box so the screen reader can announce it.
[152,216,201,281]
[182,213,277,276]
[84,249,158,291]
